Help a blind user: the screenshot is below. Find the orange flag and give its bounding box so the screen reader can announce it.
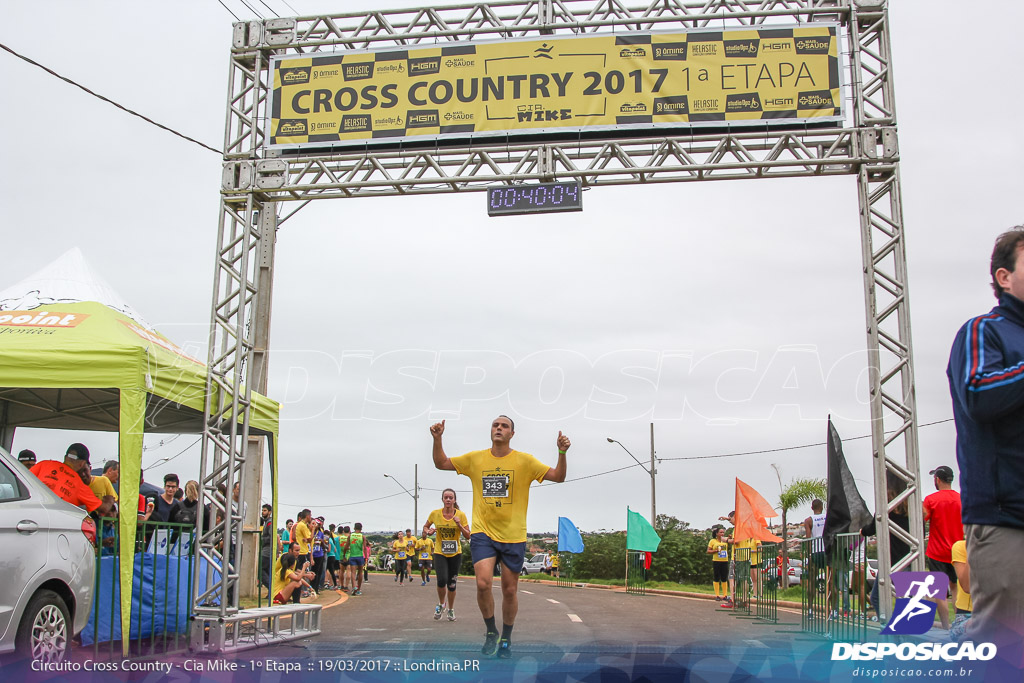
[734,478,783,543]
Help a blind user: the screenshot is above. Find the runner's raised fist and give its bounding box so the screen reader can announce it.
[557,431,571,452]
[430,419,446,437]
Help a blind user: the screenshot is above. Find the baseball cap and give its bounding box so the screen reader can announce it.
[929,465,954,483]
[66,443,91,463]
[17,449,36,465]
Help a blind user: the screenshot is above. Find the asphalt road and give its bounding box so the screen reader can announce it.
[247,576,820,679]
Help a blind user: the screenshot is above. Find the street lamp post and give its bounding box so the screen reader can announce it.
[384,464,419,531]
[607,422,657,526]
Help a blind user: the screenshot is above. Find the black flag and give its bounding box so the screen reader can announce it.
[822,418,873,552]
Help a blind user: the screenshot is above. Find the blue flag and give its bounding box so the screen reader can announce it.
[557,517,584,553]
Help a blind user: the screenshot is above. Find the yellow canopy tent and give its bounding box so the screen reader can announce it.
[0,249,280,655]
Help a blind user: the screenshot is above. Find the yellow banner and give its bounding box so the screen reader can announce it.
[269,25,841,148]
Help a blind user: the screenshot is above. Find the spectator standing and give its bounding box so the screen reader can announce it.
[346,523,366,595]
[947,225,1024,659]
[30,443,113,516]
[87,467,118,507]
[17,449,36,468]
[310,518,327,593]
[293,510,313,563]
[949,539,973,641]
[260,503,275,591]
[151,473,181,522]
[707,527,731,601]
[922,465,963,629]
[171,480,201,527]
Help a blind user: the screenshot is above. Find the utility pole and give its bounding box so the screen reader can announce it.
[650,422,657,527]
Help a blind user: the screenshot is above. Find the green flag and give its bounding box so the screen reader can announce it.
[626,507,661,552]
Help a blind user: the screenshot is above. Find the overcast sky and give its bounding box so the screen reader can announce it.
[3,0,1022,536]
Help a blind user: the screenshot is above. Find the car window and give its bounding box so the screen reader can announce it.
[0,460,28,501]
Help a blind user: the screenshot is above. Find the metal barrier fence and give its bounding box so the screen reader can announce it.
[554,553,576,588]
[799,533,869,641]
[756,542,779,624]
[730,542,778,624]
[91,519,196,657]
[733,546,752,616]
[625,550,647,595]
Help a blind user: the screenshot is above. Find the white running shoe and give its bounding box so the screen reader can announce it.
[434,604,444,620]
[447,607,456,622]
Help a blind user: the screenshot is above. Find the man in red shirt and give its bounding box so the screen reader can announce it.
[923,465,964,629]
[30,443,114,516]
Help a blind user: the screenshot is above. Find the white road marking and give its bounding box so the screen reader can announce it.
[547,598,561,604]
[567,614,582,623]
[521,590,534,595]
[356,628,387,631]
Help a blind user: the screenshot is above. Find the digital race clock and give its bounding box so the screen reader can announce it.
[486,181,583,217]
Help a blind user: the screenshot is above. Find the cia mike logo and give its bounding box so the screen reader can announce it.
[882,571,949,635]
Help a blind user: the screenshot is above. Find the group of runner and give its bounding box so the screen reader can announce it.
[272,513,370,604]
[383,488,471,623]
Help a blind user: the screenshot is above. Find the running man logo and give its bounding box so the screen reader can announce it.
[280,67,311,85]
[882,571,949,635]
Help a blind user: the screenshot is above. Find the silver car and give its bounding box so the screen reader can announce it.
[0,447,96,662]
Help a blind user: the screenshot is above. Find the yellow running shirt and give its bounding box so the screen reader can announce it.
[271,558,294,599]
[392,539,408,560]
[735,538,761,565]
[427,508,470,557]
[417,538,434,560]
[403,534,417,559]
[951,540,972,612]
[293,520,312,555]
[450,449,549,544]
[708,538,730,562]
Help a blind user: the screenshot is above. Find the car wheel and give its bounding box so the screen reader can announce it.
[16,589,71,664]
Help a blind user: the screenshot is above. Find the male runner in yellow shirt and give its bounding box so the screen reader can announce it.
[430,415,569,659]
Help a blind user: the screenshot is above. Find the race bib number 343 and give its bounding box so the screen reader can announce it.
[482,474,510,498]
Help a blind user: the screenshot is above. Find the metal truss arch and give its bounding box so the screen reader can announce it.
[195,0,920,651]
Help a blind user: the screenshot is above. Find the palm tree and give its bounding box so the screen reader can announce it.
[772,464,826,584]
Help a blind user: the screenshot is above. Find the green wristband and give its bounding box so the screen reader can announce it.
[558,449,567,454]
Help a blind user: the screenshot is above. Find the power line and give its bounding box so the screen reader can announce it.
[657,418,955,462]
[216,0,241,21]
[257,0,281,18]
[236,0,265,19]
[286,418,954,509]
[0,41,221,155]
[147,437,202,468]
[281,491,407,509]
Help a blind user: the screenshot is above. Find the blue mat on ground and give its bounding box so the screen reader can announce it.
[82,553,220,645]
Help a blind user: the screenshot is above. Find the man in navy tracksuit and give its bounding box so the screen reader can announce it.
[947,225,1024,656]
